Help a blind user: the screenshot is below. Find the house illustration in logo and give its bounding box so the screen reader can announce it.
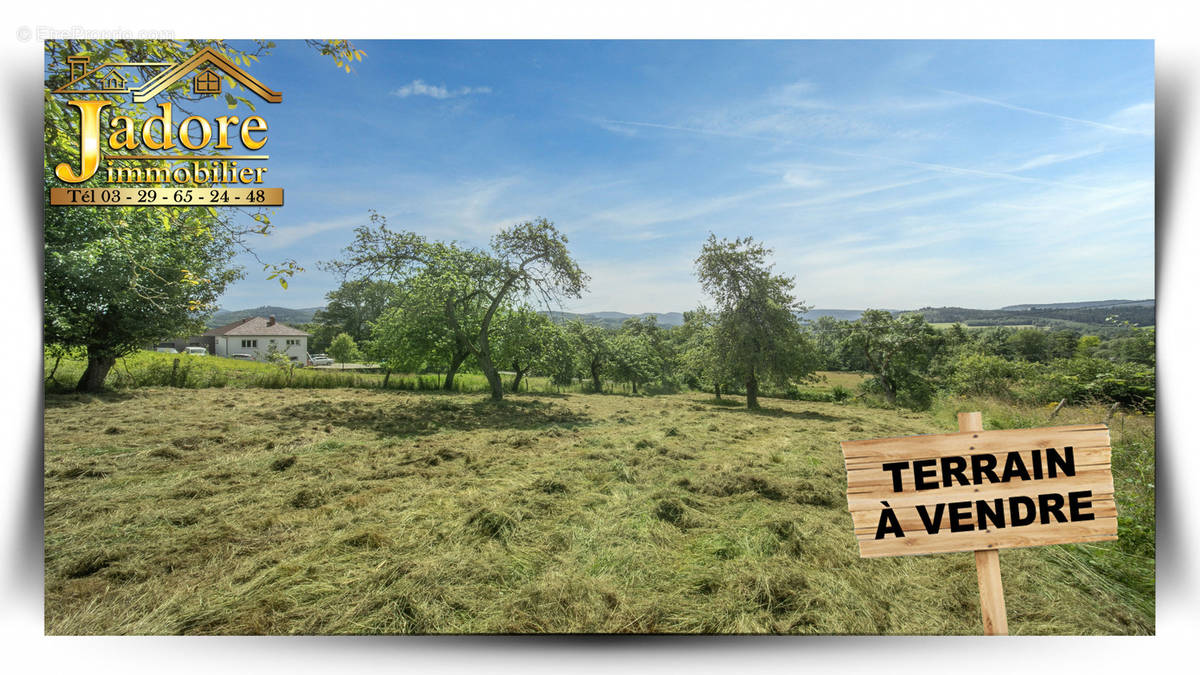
[54,47,282,104]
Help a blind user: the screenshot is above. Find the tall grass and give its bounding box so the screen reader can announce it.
[929,395,1156,622]
[45,350,563,395]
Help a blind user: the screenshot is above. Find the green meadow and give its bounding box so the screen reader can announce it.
[44,384,1153,634]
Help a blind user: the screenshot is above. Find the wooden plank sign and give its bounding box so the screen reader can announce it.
[841,422,1118,559]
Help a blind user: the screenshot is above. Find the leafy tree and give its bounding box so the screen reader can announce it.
[313,279,396,344]
[606,331,658,394]
[677,309,734,397]
[1006,329,1051,362]
[366,273,482,389]
[44,40,362,392]
[328,214,587,401]
[620,315,677,389]
[45,196,243,391]
[567,320,612,392]
[538,322,580,390]
[694,234,815,409]
[494,306,557,392]
[1075,335,1102,359]
[327,332,358,369]
[839,310,940,408]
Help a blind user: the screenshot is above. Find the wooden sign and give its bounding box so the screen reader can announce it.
[841,420,1118,559]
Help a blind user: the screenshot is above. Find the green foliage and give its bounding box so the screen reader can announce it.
[944,353,1030,398]
[328,213,587,401]
[327,333,359,366]
[694,234,817,409]
[313,279,396,345]
[494,306,559,390]
[566,320,612,392]
[606,331,658,394]
[838,310,941,409]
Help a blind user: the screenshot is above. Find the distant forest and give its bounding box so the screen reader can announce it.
[209,300,1155,332]
[913,302,1154,329]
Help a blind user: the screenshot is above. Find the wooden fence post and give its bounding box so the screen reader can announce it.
[959,411,1009,635]
[1049,398,1067,420]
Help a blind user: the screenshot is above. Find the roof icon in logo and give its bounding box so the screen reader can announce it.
[54,47,282,103]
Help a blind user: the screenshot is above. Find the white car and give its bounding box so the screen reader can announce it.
[230,353,255,361]
[183,346,208,356]
[309,354,334,366]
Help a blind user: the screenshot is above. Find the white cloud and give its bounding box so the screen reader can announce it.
[1106,102,1154,135]
[1007,148,1106,172]
[258,215,363,250]
[937,89,1152,137]
[392,79,492,99]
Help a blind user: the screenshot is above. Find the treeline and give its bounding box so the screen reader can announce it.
[300,220,1154,412]
[810,315,1155,411]
[914,303,1155,328]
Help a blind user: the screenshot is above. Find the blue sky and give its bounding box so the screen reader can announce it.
[219,39,1154,313]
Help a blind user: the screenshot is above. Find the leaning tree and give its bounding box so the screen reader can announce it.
[327,214,587,401]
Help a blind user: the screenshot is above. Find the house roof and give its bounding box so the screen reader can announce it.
[203,316,309,337]
[133,47,282,103]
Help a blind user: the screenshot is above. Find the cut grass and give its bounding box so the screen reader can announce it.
[44,388,1153,634]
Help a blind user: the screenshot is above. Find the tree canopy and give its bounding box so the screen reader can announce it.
[694,234,815,409]
[327,213,587,400]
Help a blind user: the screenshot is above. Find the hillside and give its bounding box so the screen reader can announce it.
[1000,299,1154,311]
[911,301,1154,328]
[207,305,324,328]
[210,299,1155,331]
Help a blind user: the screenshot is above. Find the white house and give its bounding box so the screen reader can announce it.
[203,315,309,363]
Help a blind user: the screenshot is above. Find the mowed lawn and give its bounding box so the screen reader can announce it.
[44,388,1152,634]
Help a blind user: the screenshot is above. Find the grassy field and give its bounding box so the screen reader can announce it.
[43,385,1153,634]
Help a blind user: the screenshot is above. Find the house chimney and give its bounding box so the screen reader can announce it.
[67,55,89,82]
[267,315,276,326]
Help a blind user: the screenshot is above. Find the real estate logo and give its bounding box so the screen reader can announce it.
[48,46,284,206]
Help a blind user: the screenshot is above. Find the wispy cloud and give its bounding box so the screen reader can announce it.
[937,89,1152,136]
[600,118,1105,192]
[1007,148,1107,172]
[392,79,492,99]
[261,215,363,250]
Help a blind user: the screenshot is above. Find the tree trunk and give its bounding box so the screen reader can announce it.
[878,373,897,404]
[443,348,468,391]
[714,382,721,400]
[632,380,638,394]
[590,364,602,392]
[477,349,504,401]
[76,350,116,393]
[383,369,391,388]
[511,362,526,393]
[745,375,759,409]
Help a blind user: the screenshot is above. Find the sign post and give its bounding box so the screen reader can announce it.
[959,412,1008,635]
[841,412,1117,635]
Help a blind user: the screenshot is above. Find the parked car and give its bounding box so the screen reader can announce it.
[155,347,178,354]
[230,353,254,361]
[184,346,208,356]
[309,353,334,366]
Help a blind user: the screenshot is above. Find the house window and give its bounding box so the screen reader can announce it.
[194,70,221,95]
[286,339,300,346]
[240,339,258,348]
